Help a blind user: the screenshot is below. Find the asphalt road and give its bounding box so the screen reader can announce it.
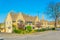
[0,31,60,40]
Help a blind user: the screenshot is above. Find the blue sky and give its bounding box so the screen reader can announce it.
[0,0,60,23]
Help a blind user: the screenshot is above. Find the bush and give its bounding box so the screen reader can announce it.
[26,26,32,32]
[13,29,22,34]
[34,28,47,32]
[34,29,40,32]
[46,27,52,30]
[41,28,47,31]
[34,27,55,32]
[52,28,55,30]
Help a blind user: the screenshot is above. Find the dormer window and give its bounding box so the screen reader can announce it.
[18,20,23,24]
[25,21,32,25]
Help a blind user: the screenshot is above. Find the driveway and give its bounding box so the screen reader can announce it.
[0,31,60,40]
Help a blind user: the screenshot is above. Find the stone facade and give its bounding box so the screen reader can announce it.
[4,12,40,33]
[1,11,60,33]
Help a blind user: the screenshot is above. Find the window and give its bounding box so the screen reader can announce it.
[6,22,11,25]
[8,26,11,29]
[18,20,23,24]
[25,21,32,25]
[12,21,16,23]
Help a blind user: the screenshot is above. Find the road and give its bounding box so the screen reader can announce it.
[0,31,60,40]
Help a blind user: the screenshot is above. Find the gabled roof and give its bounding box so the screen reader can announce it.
[10,12,19,21]
[22,14,37,22]
[9,12,38,22]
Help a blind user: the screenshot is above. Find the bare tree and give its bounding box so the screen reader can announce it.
[46,2,60,28]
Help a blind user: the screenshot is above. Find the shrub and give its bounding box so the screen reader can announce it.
[46,27,52,30]
[34,28,47,32]
[13,29,22,34]
[41,28,47,31]
[34,27,53,32]
[34,29,40,32]
[26,26,32,32]
[52,28,55,30]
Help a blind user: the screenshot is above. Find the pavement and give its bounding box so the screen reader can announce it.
[0,31,60,40]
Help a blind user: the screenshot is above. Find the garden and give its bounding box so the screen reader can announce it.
[13,25,55,34]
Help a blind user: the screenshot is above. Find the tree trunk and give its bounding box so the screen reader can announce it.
[55,19,57,28]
